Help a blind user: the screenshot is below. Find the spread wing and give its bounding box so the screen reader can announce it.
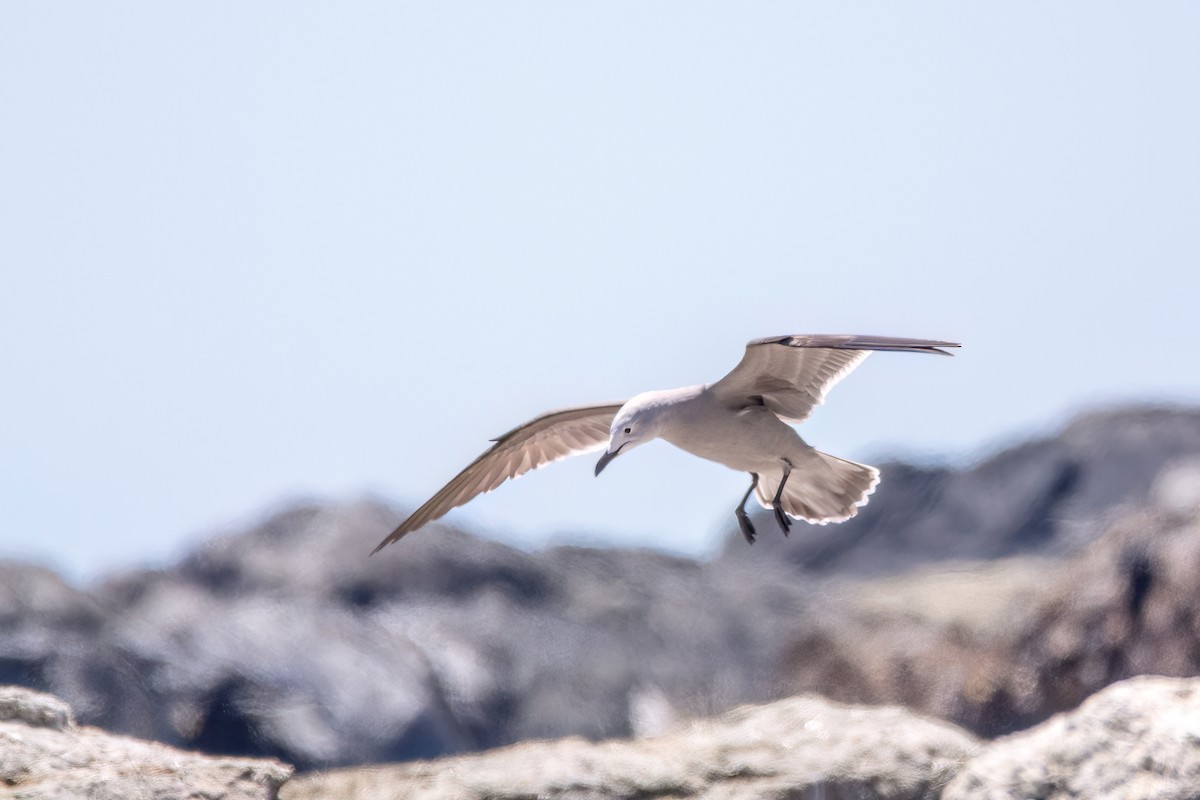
[372,402,625,553]
[709,334,959,424]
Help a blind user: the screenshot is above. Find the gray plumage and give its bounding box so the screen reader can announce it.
[373,334,958,554]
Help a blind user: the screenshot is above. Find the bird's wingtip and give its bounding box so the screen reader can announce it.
[932,341,962,356]
[369,529,402,556]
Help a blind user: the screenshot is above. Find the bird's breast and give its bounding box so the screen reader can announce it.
[660,401,803,472]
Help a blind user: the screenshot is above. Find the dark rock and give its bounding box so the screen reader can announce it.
[101,573,469,769]
[0,560,164,737]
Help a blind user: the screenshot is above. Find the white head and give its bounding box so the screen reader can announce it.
[594,390,676,476]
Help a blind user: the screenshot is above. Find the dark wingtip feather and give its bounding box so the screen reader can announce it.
[369,524,407,555]
[908,342,960,356]
[756,334,961,356]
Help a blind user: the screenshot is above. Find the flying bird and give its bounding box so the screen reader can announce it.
[373,334,959,554]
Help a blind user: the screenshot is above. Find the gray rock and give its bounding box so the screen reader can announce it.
[0,560,163,737]
[281,694,978,800]
[107,584,468,767]
[78,500,820,769]
[0,684,290,800]
[943,676,1200,799]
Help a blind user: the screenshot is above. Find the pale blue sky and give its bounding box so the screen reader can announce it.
[3,4,1198,579]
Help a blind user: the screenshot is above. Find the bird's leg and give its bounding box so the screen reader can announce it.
[736,473,759,544]
[772,458,793,536]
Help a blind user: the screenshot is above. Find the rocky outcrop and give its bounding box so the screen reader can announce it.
[3,404,1200,769]
[281,694,978,800]
[944,676,1200,799]
[0,685,290,800]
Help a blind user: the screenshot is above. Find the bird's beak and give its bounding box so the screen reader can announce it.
[594,446,621,476]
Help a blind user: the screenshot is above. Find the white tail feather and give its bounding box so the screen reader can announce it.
[754,451,880,525]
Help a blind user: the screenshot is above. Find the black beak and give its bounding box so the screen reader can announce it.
[594,446,622,476]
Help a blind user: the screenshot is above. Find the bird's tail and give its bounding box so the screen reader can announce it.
[754,451,880,525]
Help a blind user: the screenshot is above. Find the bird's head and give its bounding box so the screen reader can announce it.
[594,391,673,476]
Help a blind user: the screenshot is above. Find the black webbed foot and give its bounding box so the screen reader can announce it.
[735,473,760,544]
[771,458,794,537]
[773,503,792,536]
[737,509,757,544]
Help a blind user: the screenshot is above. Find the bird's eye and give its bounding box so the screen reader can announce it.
[623,427,632,434]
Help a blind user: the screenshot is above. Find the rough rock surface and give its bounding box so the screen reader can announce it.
[0,685,290,800]
[944,676,1200,799]
[281,694,978,800]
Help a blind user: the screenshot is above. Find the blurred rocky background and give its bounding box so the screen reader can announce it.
[4,404,1200,797]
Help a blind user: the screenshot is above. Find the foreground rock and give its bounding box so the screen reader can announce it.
[0,685,290,800]
[282,694,978,800]
[944,676,1200,799]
